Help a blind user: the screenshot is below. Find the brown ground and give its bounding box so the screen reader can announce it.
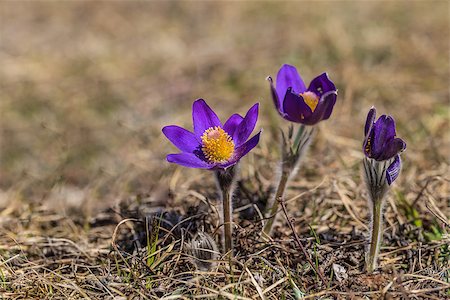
[0,1,449,299]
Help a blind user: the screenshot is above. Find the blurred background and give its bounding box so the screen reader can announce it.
[1,1,448,214]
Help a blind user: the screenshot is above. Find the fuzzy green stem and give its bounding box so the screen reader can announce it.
[367,200,383,273]
[262,168,290,238]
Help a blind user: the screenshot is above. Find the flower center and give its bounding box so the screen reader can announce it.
[201,126,235,163]
[300,91,319,112]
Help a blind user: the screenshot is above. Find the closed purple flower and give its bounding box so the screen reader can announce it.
[363,107,406,185]
[268,64,338,125]
[162,99,261,170]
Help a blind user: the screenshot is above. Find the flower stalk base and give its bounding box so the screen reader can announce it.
[215,167,237,255]
[262,125,314,238]
[366,199,383,273]
[261,167,289,239]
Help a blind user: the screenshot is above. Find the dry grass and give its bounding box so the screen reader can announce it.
[1,1,449,299]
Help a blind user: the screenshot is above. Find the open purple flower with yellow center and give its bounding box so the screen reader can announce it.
[163,99,260,255]
[268,64,337,125]
[363,107,406,185]
[162,99,260,170]
[362,107,406,273]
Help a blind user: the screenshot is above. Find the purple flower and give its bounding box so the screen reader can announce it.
[363,107,406,185]
[268,64,338,125]
[162,99,261,170]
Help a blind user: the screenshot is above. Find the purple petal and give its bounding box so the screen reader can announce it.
[371,115,397,159]
[365,107,377,136]
[307,73,337,97]
[223,113,244,138]
[302,91,337,125]
[192,99,222,137]
[320,91,338,121]
[386,155,401,185]
[233,103,259,146]
[379,137,406,161]
[282,89,313,123]
[268,76,284,114]
[167,153,210,169]
[220,131,261,169]
[162,125,200,153]
[276,64,306,101]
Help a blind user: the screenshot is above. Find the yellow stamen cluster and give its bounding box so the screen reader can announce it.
[300,91,319,112]
[365,136,372,155]
[201,126,235,163]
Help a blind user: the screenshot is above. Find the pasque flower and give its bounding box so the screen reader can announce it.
[261,64,337,284]
[163,98,260,256]
[163,99,260,170]
[363,107,406,185]
[262,64,338,239]
[362,107,406,273]
[268,64,337,125]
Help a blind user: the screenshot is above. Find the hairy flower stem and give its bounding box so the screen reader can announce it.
[215,167,236,255]
[261,167,289,238]
[366,199,383,273]
[363,157,392,273]
[262,125,325,284]
[262,125,314,238]
[222,188,233,253]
